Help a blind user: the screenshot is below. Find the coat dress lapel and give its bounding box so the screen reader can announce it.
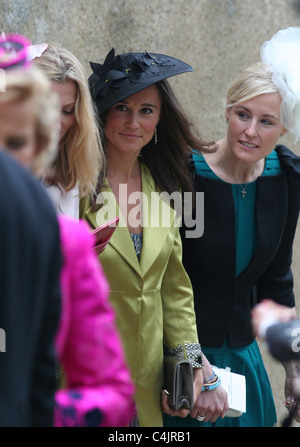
[238,172,288,282]
[139,163,176,277]
[82,162,177,278]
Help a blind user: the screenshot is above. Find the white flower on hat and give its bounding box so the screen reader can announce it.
[261,26,300,143]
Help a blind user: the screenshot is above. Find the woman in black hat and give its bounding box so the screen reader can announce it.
[80,49,226,426]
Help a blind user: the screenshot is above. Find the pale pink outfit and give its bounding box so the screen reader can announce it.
[54,215,135,427]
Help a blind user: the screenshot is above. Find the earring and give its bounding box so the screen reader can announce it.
[226,118,229,124]
[154,128,158,145]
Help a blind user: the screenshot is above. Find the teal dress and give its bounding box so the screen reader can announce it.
[164,151,280,427]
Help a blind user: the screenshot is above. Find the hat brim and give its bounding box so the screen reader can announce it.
[89,51,193,114]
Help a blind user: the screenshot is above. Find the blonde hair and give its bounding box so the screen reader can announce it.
[34,43,104,196]
[0,67,60,177]
[226,62,279,108]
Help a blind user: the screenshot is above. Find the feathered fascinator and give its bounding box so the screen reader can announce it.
[89,48,193,114]
[261,27,300,143]
[27,43,48,61]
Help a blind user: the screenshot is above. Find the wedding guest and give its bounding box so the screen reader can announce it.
[32,43,104,218]
[80,48,220,426]
[171,27,300,427]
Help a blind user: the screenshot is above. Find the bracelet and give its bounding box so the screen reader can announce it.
[203,371,216,383]
[202,375,221,392]
[284,395,300,409]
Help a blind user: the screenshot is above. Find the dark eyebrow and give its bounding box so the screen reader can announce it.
[142,103,158,109]
[235,105,279,121]
[119,99,158,109]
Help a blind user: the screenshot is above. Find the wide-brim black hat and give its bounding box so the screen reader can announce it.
[89,48,193,114]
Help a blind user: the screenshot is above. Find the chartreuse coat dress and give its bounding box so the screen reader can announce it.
[80,162,200,427]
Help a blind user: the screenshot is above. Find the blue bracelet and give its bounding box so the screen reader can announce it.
[202,378,221,392]
[204,371,216,382]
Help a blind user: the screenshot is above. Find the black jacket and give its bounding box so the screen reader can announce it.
[181,145,300,347]
[0,153,62,427]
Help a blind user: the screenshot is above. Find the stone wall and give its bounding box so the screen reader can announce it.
[2,0,300,425]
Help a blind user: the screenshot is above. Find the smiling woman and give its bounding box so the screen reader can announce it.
[170,28,300,428]
[207,88,286,184]
[105,85,161,155]
[80,48,219,427]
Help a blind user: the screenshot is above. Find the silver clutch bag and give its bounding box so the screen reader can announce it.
[164,355,194,410]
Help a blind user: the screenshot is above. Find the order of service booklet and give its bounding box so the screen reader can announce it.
[212,366,246,417]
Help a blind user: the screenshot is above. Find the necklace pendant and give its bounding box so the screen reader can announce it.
[240,187,247,198]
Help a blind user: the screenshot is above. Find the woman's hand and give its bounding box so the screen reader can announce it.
[284,361,300,423]
[161,367,203,418]
[252,300,296,337]
[161,389,190,418]
[190,384,229,423]
[193,366,203,402]
[190,354,229,423]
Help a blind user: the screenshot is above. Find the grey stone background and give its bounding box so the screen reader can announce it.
[2,0,300,426]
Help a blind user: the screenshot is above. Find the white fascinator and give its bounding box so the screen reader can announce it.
[261,27,300,143]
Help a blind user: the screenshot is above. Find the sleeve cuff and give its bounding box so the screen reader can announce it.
[168,343,204,368]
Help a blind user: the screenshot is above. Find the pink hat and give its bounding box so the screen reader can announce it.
[0,33,31,70]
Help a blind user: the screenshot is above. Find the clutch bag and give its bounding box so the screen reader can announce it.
[164,355,194,410]
[92,216,119,255]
